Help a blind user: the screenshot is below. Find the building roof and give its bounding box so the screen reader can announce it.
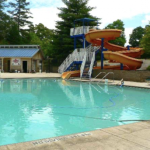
[0,45,40,58]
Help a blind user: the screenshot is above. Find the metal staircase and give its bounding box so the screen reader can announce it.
[58,45,100,79]
[80,45,100,79]
[58,48,85,74]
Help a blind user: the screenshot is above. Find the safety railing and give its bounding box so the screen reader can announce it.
[88,52,95,79]
[80,52,87,78]
[97,72,114,84]
[58,48,86,74]
[58,45,100,74]
[80,45,100,78]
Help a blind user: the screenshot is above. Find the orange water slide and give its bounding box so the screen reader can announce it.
[85,29,143,69]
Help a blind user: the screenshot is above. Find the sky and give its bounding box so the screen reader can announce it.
[29,0,150,46]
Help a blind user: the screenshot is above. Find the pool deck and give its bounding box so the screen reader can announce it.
[1,121,150,150]
[72,78,150,89]
[0,73,61,79]
[0,73,150,150]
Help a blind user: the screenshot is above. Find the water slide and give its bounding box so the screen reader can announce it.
[62,29,143,79]
[85,29,143,70]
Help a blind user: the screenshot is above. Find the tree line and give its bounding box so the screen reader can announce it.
[0,0,150,66]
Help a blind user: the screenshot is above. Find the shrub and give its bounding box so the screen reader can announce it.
[146,66,150,71]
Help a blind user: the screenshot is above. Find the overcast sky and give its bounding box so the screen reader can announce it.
[29,0,150,45]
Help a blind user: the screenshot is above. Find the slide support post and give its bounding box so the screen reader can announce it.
[120,63,124,70]
[101,38,104,69]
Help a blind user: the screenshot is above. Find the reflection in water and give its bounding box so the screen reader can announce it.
[0,79,150,146]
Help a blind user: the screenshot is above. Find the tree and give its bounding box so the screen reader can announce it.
[34,23,55,56]
[52,0,100,63]
[140,25,150,58]
[34,23,54,41]
[0,0,11,43]
[129,26,144,47]
[0,0,7,11]
[8,0,33,32]
[6,22,23,44]
[29,32,42,45]
[105,19,126,46]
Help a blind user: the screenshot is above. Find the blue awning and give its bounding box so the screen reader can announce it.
[0,48,39,58]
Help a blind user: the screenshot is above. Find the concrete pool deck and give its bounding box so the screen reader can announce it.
[0,72,61,79]
[1,121,150,150]
[0,73,150,150]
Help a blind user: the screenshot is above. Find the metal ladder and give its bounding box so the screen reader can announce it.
[90,71,106,81]
[116,79,124,86]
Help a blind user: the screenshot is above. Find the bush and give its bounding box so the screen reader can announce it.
[146,66,150,71]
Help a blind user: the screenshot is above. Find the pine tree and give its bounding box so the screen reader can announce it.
[0,0,12,44]
[52,0,100,63]
[0,0,8,12]
[8,0,33,32]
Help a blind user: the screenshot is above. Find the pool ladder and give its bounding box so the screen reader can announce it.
[92,71,106,80]
[97,72,114,84]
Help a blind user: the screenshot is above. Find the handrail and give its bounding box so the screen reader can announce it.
[80,51,87,78]
[58,45,100,75]
[116,78,124,86]
[97,72,114,84]
[58,48,85,73]
[88,52,95,79]
[94,72,106,79]
[80,45,100,78]
[58,45,92,74]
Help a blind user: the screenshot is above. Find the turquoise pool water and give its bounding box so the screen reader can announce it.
[0,78,150,146]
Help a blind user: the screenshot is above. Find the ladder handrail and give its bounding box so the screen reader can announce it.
[116,78,124,86]
[98,72,114,83]
[94,72,106,79]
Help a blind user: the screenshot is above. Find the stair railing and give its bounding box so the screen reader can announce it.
[88,52,95,79]
[80,45,100,78]
[97,72,114,84]
[58,48,85,74]
[58,45,100,74]
[80,52,87,78]
[87,46,100,79]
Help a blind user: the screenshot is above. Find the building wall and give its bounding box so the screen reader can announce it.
[92,69,150,82]
[2,51,43,73]
[3,58,10,72]
[32,51,43,72]
[9,58,31,72]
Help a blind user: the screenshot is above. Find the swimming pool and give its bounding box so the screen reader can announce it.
[0,78,150,146]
